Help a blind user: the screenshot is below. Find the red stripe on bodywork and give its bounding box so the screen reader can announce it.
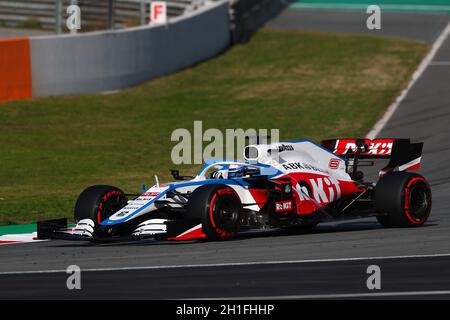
[404,163,421,171]
[0,240,20,245]
[248,189,267,209]
[168,224,206,241]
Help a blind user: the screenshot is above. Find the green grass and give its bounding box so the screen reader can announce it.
[0,29,428,225]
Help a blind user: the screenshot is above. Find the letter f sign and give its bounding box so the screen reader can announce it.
[150,2,167,25]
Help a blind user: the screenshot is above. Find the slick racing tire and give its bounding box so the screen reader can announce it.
[187,184,242,241]
[74,185,128,225]
[374,172,432,227]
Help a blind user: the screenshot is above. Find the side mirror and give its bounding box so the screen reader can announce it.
[170,169,193,181]
[171,169,181,180]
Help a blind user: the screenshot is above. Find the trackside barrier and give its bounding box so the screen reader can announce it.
[29,0,230,97]
[0,38,32,102]
[231,0,290,43]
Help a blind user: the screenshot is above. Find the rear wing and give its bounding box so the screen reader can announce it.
[321,138,423,173]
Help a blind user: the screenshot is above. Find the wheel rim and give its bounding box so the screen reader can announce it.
[209,191,241,237]
[404,179,431,224]
[215,197,240,230]
[408,184,430,220]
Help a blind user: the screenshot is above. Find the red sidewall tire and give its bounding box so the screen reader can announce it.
[187,184,242,241]
[74,185,127,226]
[375,172,432,227]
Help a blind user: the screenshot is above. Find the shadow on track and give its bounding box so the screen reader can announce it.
[45,219,438,248]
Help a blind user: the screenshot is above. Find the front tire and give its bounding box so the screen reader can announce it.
[375,172,432,227]
[187,184,242,241]
[74,185,127,225]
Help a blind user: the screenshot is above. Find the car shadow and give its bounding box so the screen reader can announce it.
[46,219,438,248]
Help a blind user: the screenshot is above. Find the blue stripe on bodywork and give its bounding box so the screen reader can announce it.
[100,179,249,226]
[100,190,167,226]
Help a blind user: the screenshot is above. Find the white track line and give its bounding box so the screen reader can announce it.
[366,21,450,139]
[1,252,450,275]
[203,290,450,300]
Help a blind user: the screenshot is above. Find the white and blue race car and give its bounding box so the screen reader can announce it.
[38,138,432,242]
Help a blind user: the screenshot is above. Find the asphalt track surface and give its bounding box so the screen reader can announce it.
[1,256,450,299]
[267,8,450,43]
[1,8,450,299]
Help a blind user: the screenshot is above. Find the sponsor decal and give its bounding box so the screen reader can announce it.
[140,192,160,197]
[217,188,235,195]
[282,162,326,173]
[328,158,341,170]
[334,139,393,156]
[124,206,140,210]
[367,140,393,155]
[109,210,135,221]
[297,177,341,204]
[275,200,293,213]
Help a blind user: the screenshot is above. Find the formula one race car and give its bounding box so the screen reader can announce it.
[38,138,432,242]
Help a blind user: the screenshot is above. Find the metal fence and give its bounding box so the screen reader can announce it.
[0,0,208,33]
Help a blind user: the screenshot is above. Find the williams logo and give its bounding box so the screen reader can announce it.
[278,144,294,152]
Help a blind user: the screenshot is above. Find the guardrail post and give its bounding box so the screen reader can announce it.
[140,0,146,25]
[55,0,62,34]
[108,0,115,30]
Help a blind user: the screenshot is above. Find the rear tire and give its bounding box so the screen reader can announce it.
[74,185,127,226]
[375,172,432,227]
[187,184,242,241]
